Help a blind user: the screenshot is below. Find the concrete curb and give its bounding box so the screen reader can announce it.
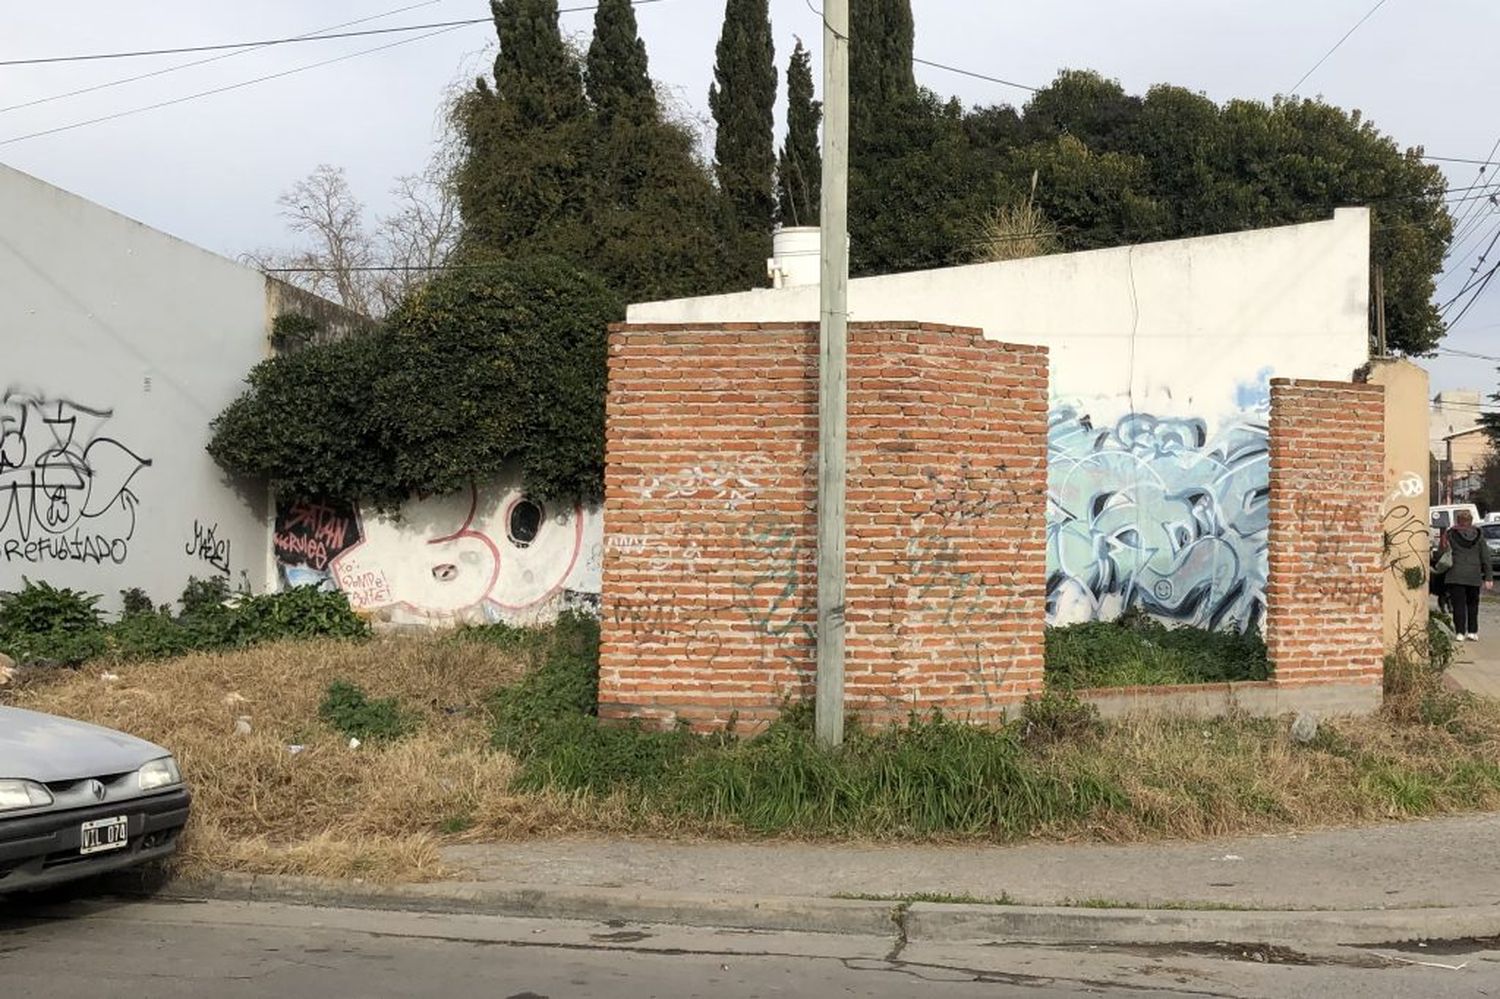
[904,902,1500,948]
[114,872,1500,948]
[120,872,902,938]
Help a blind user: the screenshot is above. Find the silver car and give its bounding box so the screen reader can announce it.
[1484,524,1500,562]
[0,706,190,892]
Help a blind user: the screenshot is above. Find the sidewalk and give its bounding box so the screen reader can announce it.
[441,815,1500,912]
[1447,598,1500,697]
[137,813,1500,948]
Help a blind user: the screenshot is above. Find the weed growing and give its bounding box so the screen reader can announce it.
[1045,611,1269,689]
[0,577,369,668]
[319,681,419,743]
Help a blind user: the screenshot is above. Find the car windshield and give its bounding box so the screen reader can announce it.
[1484,525,1500,540]
[1434,511,1453,529]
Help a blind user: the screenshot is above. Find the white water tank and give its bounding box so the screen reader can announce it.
[767,226,822,288]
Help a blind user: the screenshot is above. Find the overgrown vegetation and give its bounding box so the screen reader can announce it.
[209,258,621,507]
[8,608,1500,884]
[0,577,367,668]
[1044,612,1270,689]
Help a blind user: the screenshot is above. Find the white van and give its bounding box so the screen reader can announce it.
[1432,503,1482,548]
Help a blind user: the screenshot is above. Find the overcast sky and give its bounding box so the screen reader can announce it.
[5,1,1497,396]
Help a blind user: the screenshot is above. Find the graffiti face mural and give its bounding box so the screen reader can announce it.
[0,391,151,566]
[274,478,597,625]
[1047,407,1269,631]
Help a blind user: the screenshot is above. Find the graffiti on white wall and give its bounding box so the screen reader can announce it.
[273,477,600,625]
[1047,406,1269,631]
[0,390,151,566]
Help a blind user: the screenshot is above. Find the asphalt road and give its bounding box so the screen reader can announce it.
[3,894,1500,998]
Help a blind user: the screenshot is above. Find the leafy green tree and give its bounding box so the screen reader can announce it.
[585,0,654,121]
[989,71,1453,354]
[850,0,915,131]
[846,0,1005,273]
[455,0,592,260]
[1019,69,1142,148]
[1005,134,1171,250]
[210,259,623,507]
[776,38,821,227]
[710,0,777,282]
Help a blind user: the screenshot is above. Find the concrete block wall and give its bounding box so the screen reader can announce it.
[599,321,1048,730]
[1265,378,1386,703]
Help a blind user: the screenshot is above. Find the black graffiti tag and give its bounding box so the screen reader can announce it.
[0,391,150,563]
[186,519,231,575]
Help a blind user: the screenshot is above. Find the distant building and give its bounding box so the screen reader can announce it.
[1444,426,1496,502]
[1431,389,1484,461]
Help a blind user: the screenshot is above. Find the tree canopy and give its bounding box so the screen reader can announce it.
[209,259,622,507]
[710,0,778,284]
[456,0,733,304]
[777,39,821,227]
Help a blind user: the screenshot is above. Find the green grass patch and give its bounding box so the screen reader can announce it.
[319,680,419,743]
[1045,611,1269,689]
[484,618,1128,837]
[473,612,1500,844]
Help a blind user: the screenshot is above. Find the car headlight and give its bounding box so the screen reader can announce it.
[137,757,182,791]
[0,779,53,812]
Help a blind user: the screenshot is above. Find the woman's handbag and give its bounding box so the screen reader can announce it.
[1435,533,1455,575]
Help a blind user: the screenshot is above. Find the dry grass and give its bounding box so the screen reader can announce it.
[1034,702,1500,842]
[10,634,1500,883]
[4,637,588,882]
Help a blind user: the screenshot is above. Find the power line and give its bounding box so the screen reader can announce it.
[0,0,452,115]
[1442,135,1500,244]
[1448,259,1500,331]
[1287,0,1392,96]
[1441,225,1500,315]
[912,57,1037,93]
[0,0,665,67]
[0,18,486,67]
[0,24,472,146]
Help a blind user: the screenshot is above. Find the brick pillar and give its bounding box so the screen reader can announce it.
[1266,378,1386,699]
[844,326,1048,723]
[599,321,1049,731]
[599,323,818,731]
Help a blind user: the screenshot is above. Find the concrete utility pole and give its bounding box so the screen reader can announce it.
[815,0,850,749]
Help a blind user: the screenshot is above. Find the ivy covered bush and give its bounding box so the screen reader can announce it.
[209,257,623,507]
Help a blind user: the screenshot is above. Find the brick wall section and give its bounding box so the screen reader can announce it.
[599,322,819,730]
[844,328,1048,723]
[1266,378,1386,689]
[599,321,1048,730]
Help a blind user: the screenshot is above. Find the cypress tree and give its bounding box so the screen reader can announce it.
[456,0,592,254]
[585,0,655,121]
[582,0,736,301]
[776,39,821,227]
[491,0,587,124]
[709,0,777,282]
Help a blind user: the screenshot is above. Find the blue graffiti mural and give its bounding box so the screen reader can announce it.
[1047,406,1269,631]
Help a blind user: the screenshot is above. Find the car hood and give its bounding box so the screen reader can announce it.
[0,706,167,783]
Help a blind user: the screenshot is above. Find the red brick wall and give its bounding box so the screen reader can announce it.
[1266,378,1386,689]
[599,321,1048,730]
[844,328,1048,723]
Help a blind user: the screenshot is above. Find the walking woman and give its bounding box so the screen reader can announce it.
[1438,509,1494,640]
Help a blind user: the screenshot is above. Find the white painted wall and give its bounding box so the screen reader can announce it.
[632,210,1370,425]
[628,212,1372,631]
[1,163,271,611]
[273,471,602,628]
